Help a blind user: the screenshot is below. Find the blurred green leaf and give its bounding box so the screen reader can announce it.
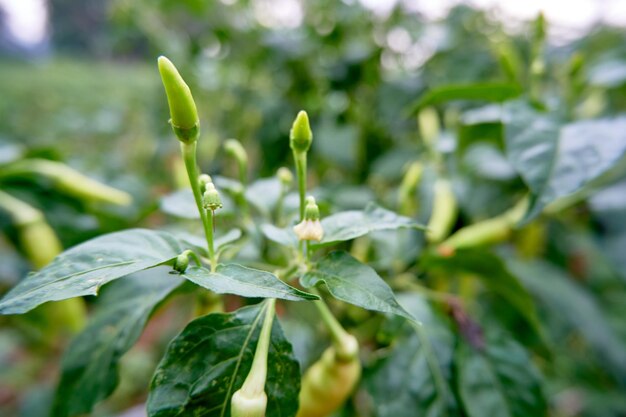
[53,269,182,417]
[408,83,522,114]
[456,330,547,417]
[0,229,187,315]
[505,102,626,221]
[508,259,626,379]
[365,294,459,417]
[314,202,424,247]
[422,250,545,346]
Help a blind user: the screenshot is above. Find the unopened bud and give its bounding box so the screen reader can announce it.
[303,196,320,221]
[277,167,293,188]
[202,182,222,211]
[157,56,200,143]
[198,174,212,193]
[224,139,248,167]
[289,110,313,154]
[173,252,190,273]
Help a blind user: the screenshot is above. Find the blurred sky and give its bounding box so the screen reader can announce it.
[1,0,626,48]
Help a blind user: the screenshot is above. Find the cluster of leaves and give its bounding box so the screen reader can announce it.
[1,1,626,417]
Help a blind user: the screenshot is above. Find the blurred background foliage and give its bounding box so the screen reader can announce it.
[1,0,626,416]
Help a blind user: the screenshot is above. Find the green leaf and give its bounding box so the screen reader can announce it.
[181,264,318,301]
[176,228,243,257]
[408,82,522,114]
[456,331,547,417]
[160,188,235,218]
[504,102,626,221]
[245,177,282,216]
[421,250,545,346]
[508,259,626,377]
[160,189,199,219]
[261,203,423,249]
[260,223,297,247]
[301,251,413,320]
[147,302,301,417]
[315,202,424,247]
[365,294,459,417]
[0,229,186,315]
[52,269,182,417]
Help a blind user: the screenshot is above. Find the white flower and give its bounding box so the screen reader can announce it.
[293,219,324,241]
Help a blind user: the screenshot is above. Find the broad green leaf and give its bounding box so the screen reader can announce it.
[456,331,547,417]
[159,189,199,219]
[301,251,413,320]
[181,264,318,301]
[245,177,282,216]
[160,188,235,219]
[504,102,626,221]
[176,228,243,256]
[508,259,626,377]
[262,203,423,249]
[147,302,301,417]
[260,223,297,247]
[408,82,522,114]
[0,229,186,315]
[589,59,626,88]
[421,250,544,346]
[365,294,459,417]
[315,202,425,247]
[52,269,182,417]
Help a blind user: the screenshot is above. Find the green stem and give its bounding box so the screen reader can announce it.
[312,293,357,360]
[240,299,276,396]
[181,249,202,266]
[181,142,217,271]
[294,151,307,221]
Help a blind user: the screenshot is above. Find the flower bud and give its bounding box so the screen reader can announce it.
[224,139,248,168]
[303,196,320,221]
[173,252,190,273]
[202,182,222,211]
[198,174,213,193]
[230,389,268,417]
[294,197,323,241]
[277,167,293,188]
[289,110,313,154]
[157,56,200,143]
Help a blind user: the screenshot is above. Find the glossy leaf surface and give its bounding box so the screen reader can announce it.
[52,269,182,417]
[301,251,413,320]
[147,302,300,417]
[181,264,318,301]
[0,229,186,314]
[505,102,626,220]
[315,202,424,247]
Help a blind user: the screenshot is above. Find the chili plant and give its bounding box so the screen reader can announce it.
[0,57,424,417]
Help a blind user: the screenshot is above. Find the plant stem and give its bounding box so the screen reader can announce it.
[181,142,217,271]
[181,249,202,267]
[294,151,307,221]
[312,294,356,359]
[240,299,276,395]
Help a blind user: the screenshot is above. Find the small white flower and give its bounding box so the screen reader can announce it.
[293,219,324,241]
